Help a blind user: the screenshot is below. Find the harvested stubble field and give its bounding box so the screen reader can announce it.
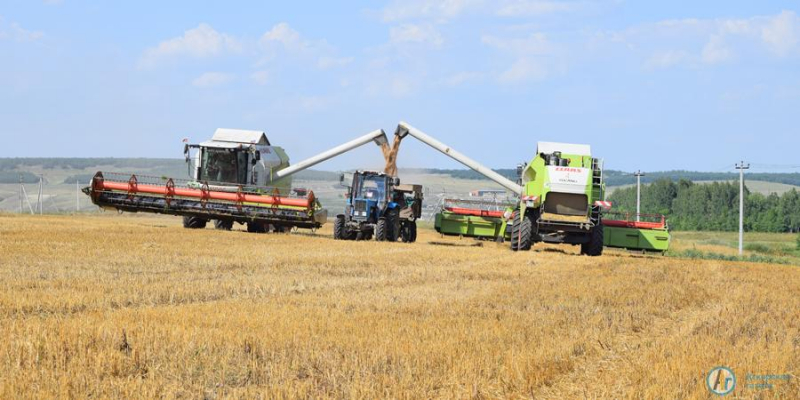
[0,213,798,399]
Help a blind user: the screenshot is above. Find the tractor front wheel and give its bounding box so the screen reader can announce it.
[581,224,604,256]
[183,216,207,229]
[510,210,533,251]
[333,215,346,240]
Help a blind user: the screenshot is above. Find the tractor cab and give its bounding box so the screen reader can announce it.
[345,171,398,223]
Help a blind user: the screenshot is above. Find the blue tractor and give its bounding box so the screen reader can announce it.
[334,171,423,242]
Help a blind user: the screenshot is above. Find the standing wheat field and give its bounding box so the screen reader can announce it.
[0,213,797,398]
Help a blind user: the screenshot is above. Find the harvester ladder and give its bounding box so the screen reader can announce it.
[591,158,604,187]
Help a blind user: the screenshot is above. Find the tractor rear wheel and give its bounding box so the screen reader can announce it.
[214,219,233,231]
[333,215,346,240]
[581,224,604,256]
[376,218,388,241]
[401,221,417,243]
[183,216,207,229]
[510,210,533,251]
[247,222,268,233]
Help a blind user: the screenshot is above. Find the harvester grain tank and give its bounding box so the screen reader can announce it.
[84,128,389,232]
[395,121,610,255]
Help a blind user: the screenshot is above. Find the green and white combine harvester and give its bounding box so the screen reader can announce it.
[395,122,670,254]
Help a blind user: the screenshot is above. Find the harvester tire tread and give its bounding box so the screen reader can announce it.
[333,215,346,240]
[214,219,233,231]
[581,224,604,256]
[183,216,207,229]
[247,222,268,234]
[510,210,533,251]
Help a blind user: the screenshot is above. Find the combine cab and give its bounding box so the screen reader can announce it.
[334,171,423,242]
[84,128,389,232]
[602,212,671,253]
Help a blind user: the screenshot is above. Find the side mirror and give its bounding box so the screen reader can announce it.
[394,177,401,186]
[184,144,190,162]
[253,150,261,161]
[339,174,345,183]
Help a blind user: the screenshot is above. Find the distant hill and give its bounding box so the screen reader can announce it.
[412,168,800,188]
[0,158,340,184]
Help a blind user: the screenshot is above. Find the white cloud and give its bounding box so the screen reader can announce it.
[389,24,444,47]
[613,11,800,69]
[761,10,799,56]
[380,0,483,22]
[443,71,483,86]
[0,18,44,42]
[258,22,352,70]
[482,32,557,83]
[496,1,576,17]
[498,58,548,83]
[645,50,690,70]
[250,70,270,85]
[317,56,354,69]
[481,32,552,54]
[192,72,234,88]
[140,24,241,68]
[702,34,733,64]
[260,22,308,52]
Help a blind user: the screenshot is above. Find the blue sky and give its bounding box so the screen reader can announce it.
[1,1,799,173]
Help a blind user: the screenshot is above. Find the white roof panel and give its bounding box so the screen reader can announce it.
[537,142,591,156]
[212,128,270,145]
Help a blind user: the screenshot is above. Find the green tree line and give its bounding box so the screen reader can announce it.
[608,179,800,233]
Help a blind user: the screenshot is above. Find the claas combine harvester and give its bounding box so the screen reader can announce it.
[395,121,670,254]
[84,128,390,232]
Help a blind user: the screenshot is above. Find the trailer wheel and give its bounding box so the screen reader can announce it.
[581,224,604,256]
[510,210,533,251]
[333,215,346,240]
[401,221,417,243]
[214,219,233,231]
[376,218,388,241]
[247,222,268,234]
[183,216,207,229]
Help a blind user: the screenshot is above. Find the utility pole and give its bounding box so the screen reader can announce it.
[736,161,750,255]
[19,174,23,214]
[38,174,44,215]
[634,170,645,222]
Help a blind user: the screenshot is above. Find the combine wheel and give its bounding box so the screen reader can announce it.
[183,216,207,229]
[214,219,233,231]
[580,224,604,256]
[401,221,417,243]
[510,210,533,251]
[333,215,346,240]
[247,222,268,234]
